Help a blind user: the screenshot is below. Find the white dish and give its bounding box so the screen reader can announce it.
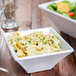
[39,0,76,38]
[3,27,74,73]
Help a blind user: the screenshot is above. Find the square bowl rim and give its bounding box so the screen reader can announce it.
[3,27,74,61]
[38,0,76,24]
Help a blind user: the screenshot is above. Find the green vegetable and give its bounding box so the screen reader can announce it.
[62,0,71,4]
[62,0,74,11]
[71,15,76,20]
[56,10,69,18]
[71,5,76,20]
[62,13,69,17]
[48,6,55,11]
[50,3,57,9]
[48,3,57,10]
[56,10,63,14]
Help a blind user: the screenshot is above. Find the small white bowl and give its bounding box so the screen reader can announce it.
[39,0,76,38]
[3,27,74,73]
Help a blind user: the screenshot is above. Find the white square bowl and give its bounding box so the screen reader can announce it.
[3,27,74,73]
[39,0,76,38]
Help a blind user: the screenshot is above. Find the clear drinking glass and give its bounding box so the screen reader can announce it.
[1,0,18,30]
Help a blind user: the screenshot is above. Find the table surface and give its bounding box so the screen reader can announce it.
[0,0,76,76]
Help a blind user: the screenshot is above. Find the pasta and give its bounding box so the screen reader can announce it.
[8,31,61,57]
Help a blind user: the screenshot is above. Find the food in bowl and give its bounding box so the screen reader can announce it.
[8,31,61,57]
[48,0,76,20]
[3,28,73,73]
